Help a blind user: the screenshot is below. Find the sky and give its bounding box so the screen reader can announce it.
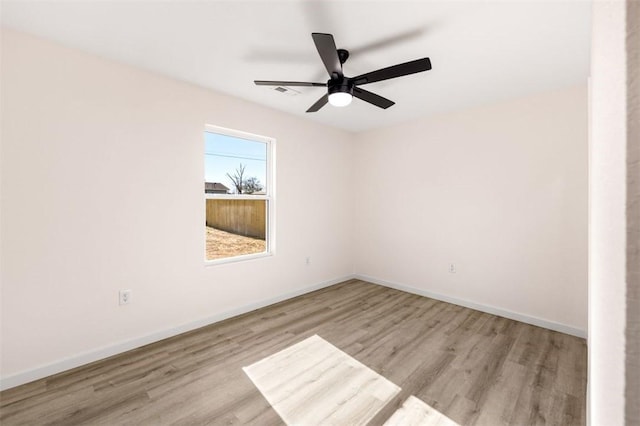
[204,131,267,193]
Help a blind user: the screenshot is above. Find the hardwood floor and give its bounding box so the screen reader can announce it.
[0,280,587,425]
[383,396,458,425]
[244,334,400,425]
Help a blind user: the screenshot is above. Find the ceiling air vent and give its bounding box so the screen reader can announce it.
[272,86,301,96]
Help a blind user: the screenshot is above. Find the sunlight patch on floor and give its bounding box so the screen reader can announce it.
[243,334,400,426]
[384,395,460,426]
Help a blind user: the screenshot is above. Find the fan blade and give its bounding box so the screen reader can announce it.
[352,58,431,86]
[306,94,328,113]
[312,33,343,79]
[254,80,326,87]
[353,87,395,109]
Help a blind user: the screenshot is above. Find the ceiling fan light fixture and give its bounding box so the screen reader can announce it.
[327,79,354,108]
[328,91,353,107]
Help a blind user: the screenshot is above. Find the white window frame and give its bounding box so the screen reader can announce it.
[204,124,275,265]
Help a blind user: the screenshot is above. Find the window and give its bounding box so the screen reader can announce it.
[204,125,274,263]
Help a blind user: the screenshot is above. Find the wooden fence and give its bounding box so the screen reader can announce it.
[205,199,266,239]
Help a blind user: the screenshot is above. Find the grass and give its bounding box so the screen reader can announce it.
[205,226,266,260]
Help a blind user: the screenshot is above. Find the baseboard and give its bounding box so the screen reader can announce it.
[353,274,587,339]
[0,274,355,391]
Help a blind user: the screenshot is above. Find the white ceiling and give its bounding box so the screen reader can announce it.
[1,1,592,133]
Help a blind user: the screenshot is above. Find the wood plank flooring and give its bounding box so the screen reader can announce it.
[383,396,458,426]
[0,280,587,425]
[243,334,400,425]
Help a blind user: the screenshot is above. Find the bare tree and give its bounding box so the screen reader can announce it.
[226,164,247,194]
[243,176,263,194]
[227,163,264,194]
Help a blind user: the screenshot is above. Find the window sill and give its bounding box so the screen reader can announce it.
[204,251,273,266]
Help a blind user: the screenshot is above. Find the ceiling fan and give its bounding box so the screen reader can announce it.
[254,33,432,113]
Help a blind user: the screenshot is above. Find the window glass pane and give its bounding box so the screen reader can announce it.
[204,132,267,195]
[205,199,267,261]
[204,128,271,262]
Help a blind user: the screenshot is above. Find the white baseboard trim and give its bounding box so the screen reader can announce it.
[0,274,355,391]
[353,274,587,339]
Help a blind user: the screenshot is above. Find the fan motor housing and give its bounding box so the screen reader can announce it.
[328,78,354,96]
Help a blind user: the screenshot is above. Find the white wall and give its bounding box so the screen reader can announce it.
[353,85,588,335]
[0,29,354,386]
[1,28,590,391]
[589,1,639,423]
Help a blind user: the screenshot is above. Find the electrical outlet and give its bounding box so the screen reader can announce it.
[305,256,311,266]
[119,289,132,305]
[449,264,456,273]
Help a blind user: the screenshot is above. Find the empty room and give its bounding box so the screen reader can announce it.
[1,1,637,425]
